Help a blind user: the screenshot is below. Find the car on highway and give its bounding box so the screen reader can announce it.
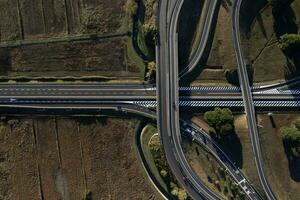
[10,98,16,102]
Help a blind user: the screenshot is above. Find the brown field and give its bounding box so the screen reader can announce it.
[241,0,300,84]
[0,0,128,40]
[0,0,144,80]
[184,1,237,84]
[233,115,263,193]
[258,113,300,200]
[183,141,227,199]
[204,1,236,73]
[191,0,300,85]
[241,1,286,83]
[1,38,140,78]
[0,117,161,200]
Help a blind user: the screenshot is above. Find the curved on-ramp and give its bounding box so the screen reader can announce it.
[179,0,218,79]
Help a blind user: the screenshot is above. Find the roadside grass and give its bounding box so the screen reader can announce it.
[186,2,237,84]
[136,23,154,60]
[134,0,156,61]
[183,139,246,199]
[190,80,232,86]
[244,4,287,83]
[187,0,300,85]
[127,37,146,79]
[233,115,265,196]
[147,129,191,200]
[258,113,300,200]
[0,75,142,84]
[140,124,169,192]
[195,69,228,83]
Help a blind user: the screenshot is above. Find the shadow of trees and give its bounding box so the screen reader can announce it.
[239,0,268,36]
[0,49,10,75]
[271,0,300,80]
[76,116,108,125]
[178,0,204,69]
[179,0,221,84]
[256,13,268,39]
[220,0,232,12]
[211,126,244,168]
[272,1,298,38]
[284,55,300,79]
[283,141,300,181]
[225,64,254,86]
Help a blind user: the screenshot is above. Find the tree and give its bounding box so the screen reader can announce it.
[220,123,234,136]
[204,108,221,127]
[219,108,234,124]
[142,23,158,47]
[294,117,300,130]
[269,0,289,14]
[82,191,92,200]
[177,188,188,200]
[279,34,300,56]
[146,61,156,79]
[125,0,138,17]
[225,69,239,86]
[204,107,234,137]
[282,127,300,146]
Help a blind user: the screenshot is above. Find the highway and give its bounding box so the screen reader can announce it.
[0,84,300,101]
[156,0,205,198]
[232,0,277,199]
[0,0,296,198]
[157,0,226,199]
[157,0,217,199]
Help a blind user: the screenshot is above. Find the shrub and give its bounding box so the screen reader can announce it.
[204,107,234,137]
[279,34,300,56]
[282,126,300,146]
[146,61,156,79]
[125,0,138,17]
[142,23,158,47]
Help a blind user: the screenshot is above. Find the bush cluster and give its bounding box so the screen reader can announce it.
[204,107,234,137]
[279,34,300,56]
[282,118,300,147]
